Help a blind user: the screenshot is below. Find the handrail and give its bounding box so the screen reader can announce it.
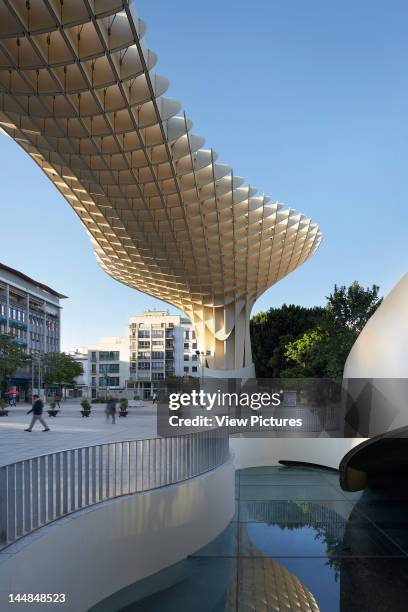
[0,429,229,550]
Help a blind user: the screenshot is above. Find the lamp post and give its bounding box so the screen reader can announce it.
[195,350,203,385]
[195,350,211,386]
[30,350,43,399]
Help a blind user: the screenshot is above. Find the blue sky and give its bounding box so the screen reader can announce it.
[1,0,407,350]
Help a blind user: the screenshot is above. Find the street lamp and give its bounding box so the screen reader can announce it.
[30,350,43,399]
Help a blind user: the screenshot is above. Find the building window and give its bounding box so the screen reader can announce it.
[99,351,120,361]
[192,366,198,373]
[151,362,163,370]
[138,330,150,338]
[183,355,189,361]
[184,342,189,349]
[138,341,150,349]
[138,362,150,370]
[152,351,164,360]
[152,372,164,380]
[99,363,119,374]
[184,366,189,373]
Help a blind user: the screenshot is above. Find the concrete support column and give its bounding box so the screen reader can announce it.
[188,301,255,374]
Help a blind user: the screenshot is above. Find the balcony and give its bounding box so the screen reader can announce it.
[136,372,152,381]
[9,320,27,330]
[11,338,27,347]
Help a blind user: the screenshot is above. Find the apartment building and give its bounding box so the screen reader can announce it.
[67,349,89,398]
[0,262,65,399]
[70,312,201,400]
[87,337,129,400]
[128,311,200,399]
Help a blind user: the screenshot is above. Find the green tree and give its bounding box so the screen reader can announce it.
[282,329,327,377]
[42,352,83,395]
[282,282,382,378]
[0,334,29,392]
[250,304,324,377]
[326,281,382,334]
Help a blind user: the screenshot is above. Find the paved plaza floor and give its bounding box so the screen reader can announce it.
[0,400,157,466]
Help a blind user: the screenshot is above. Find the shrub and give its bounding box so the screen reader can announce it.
[119,398,128,411]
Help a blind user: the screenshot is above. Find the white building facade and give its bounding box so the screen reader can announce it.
[128,311,200,399]
[67,349,89,399]
[87,337,129,401]
[70,312,201,400]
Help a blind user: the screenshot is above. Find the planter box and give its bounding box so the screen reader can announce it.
[119,411,128,417]
[0,410,9,417]
[80,410,91,417]
[48,410,59,417]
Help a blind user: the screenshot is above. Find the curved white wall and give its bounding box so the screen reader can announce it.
[0,458,235,612]
[344,272,408,378]
[343,272,408,434]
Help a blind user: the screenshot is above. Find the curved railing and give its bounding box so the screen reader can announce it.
[0,429,229,550]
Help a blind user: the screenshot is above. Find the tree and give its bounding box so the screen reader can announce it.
[326,281,382,334]
[282,329,328,378]
[250,305,325,377]
[282,326,356,378]
[0,334,29,392]
[42,352,83,395]
[282,282,383,378]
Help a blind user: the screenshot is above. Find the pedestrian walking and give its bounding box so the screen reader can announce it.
[25,394,50,432]
[105,396,117,424]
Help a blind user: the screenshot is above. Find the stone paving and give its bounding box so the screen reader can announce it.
[0,400,157,466]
